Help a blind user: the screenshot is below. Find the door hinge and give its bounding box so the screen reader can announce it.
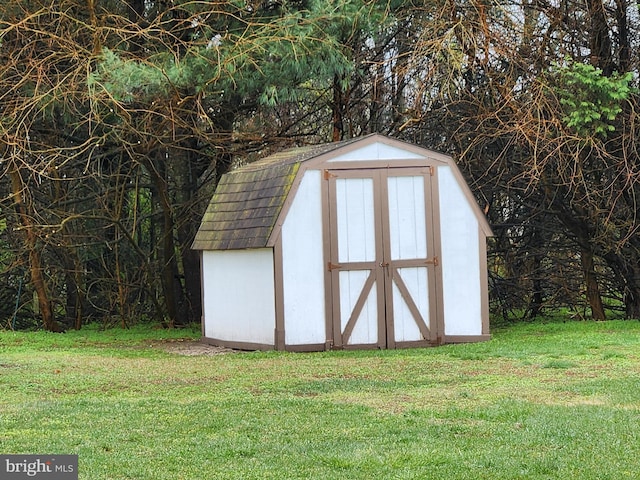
[429,165,435,176]
[324,170,337,180]
[328,262,341,271]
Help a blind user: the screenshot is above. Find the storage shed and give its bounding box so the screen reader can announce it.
[192,134,493,351]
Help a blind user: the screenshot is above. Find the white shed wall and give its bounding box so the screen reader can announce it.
[280,170,327,345]
[202,249,276,345]
[438,166,482,336]
[327,143,425,162]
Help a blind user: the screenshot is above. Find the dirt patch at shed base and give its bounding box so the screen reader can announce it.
[155,340,235,356]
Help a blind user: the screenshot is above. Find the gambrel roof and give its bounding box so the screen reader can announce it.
[192,134,493,251]
[192,137,363,250]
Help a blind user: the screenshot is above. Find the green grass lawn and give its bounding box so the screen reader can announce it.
[1,320,640,479]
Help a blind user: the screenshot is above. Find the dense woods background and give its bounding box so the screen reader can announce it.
[1,0,639,331]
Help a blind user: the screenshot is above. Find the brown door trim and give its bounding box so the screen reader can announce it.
[325,166,441,349]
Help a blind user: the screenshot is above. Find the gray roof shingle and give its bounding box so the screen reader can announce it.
[192,137,362,250]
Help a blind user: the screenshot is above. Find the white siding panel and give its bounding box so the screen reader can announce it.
[388,175,427,260]
[340,270,378,344]
[327,142,425,162]
[202,249,275,345]
[336,177,376,262]
[438,166,482,335]
[281,170,326,345]
[393,267,429,341]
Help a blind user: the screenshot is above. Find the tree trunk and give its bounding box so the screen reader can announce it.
[114,239,129,328]
[619,270,640,319]
[580,248,606,320]
[613,0,630,72]
[172,146,203,325]
[603,251,640,319]
[145,151,185,327]
[9,166,60,332]
[159,178,182,326]
[586,0,615,75]
[59,248,84,330]
[624,285,640,319]
[332,74,345,141]
[549,185,606,320]
[528,253,544,318]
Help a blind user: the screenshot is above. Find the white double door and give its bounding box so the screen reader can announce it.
[327,167,440,349]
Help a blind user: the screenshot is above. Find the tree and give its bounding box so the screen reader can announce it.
[0,0,383,329]
[4,0,639,330]
[390,0,640,319]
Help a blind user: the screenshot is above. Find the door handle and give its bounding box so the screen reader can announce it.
[379,261,389,267]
